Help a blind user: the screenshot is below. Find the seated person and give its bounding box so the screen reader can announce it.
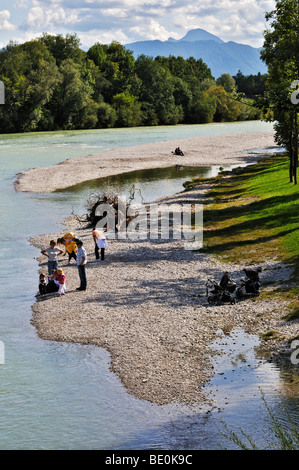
[38,272,47,295]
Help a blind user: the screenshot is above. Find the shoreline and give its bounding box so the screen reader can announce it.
[15,131,277,193]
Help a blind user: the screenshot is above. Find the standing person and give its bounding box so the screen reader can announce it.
[92,229,107,261]
[76,240,87,291]
[41,240,64,275]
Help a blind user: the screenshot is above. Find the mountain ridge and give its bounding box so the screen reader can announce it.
[125,28,267,78]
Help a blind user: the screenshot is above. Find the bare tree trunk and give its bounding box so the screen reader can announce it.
[289,133,294,183]
[294,111,298,184]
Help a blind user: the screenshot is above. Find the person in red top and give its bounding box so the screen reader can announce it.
[54,268,66,296]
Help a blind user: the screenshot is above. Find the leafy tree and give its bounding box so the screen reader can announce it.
[0,40,60,132]
[40,33,85,66]
[186,90,216,123]
[135,55,184,125]
[0,33,264,133]
[234,71,268,98]
[260,0,299,183]
[47,59,93,130]
[112,91,142,127]
[217,73,236,93]
[97,102,117,128]
[87,41,135,102]
[206,85,241,121]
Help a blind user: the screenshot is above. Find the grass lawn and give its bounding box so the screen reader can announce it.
[187,154,299,323]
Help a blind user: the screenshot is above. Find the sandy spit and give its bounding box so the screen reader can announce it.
[15,131,277,193]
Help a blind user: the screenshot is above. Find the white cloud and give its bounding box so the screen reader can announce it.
[130,19,175,41]
[14,0,30,7]
[0,10,16,31]
[4,0,278,48]
[24,4,80,29]
[79,28,129,47]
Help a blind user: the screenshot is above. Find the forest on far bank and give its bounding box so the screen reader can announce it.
[0,33,268,133]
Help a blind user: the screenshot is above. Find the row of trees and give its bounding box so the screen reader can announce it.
[0,34,263,133]
[260,0,299,184]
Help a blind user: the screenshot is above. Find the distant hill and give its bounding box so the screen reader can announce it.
[125,28,267,78]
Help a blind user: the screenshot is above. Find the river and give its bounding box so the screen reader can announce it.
[0,120,298,450]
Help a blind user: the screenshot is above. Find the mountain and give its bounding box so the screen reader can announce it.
[176,28,224,44]
[125,28,267,78]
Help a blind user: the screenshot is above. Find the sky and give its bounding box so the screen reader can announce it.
[0,0,276,50]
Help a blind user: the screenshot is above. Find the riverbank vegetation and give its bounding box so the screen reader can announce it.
[221,392,299,450]
[0,34,264,133]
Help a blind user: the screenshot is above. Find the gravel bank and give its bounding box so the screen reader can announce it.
[15,131,276,193]
[30,199,296,407]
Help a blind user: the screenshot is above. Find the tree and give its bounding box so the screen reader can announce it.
[186,90,216,123]
[97,102,117,128]
[0,39,60,132]
[40,33,85,66]
[48,59,93,129]
[0,33,263,133]
[234,71,268,98]
[135,55,184,125]
[217,73,236,93]
[87,42,135,102]
[112,91,142,127]
[260,0,299,183]
[206,85,241,122]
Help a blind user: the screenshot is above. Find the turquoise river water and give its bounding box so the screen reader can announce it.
[0,120,298,450]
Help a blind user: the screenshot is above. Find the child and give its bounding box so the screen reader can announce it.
[38,272,47,295]
[47,269,59,293]
[54,268,66,296]
[57,235,77,264]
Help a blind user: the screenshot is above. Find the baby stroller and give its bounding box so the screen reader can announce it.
[206,272,236,305]
[236,267,261,299]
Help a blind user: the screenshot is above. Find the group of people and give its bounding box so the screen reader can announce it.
[172,147,184,156]
[39,268,66,297]
[38,229,107,297]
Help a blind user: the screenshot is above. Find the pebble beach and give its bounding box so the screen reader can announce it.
[17,130,298,407]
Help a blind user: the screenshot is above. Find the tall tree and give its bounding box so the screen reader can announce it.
[0,40,60,132]
[260,0,299,183]
[87,42,135,102]
[48,59,93,129]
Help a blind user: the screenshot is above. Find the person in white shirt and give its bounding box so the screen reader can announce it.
[41,240,64,275]
[76,240,87,291]
[92,229,108,261]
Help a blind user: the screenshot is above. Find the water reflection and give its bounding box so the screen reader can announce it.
[57,165,230,205]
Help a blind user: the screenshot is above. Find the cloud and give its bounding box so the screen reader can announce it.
[22,3,80,30]
[9,0,277,48]
[0,10,17,31]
